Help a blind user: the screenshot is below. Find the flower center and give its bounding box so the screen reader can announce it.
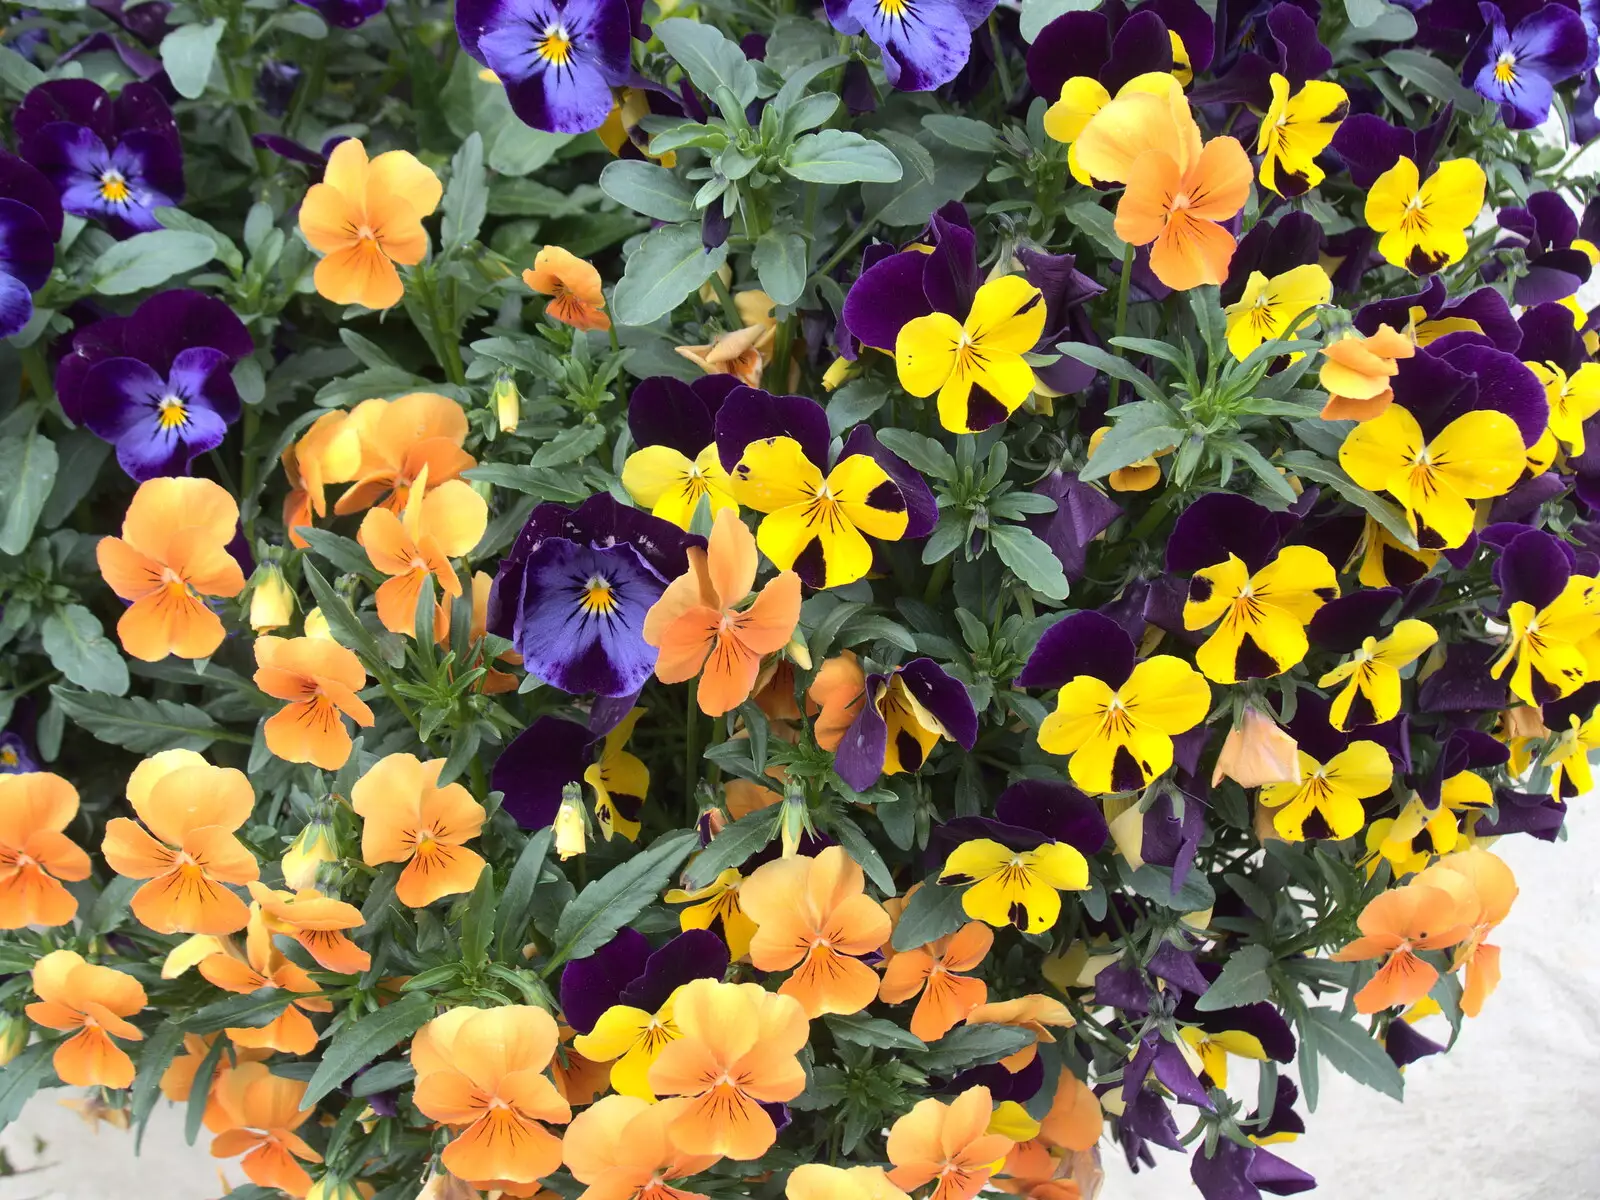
[98,169,130,203]
[878,0,911,16]
[157,393,189,430]
[538,22,574,64]
[1170,190,1193,213]
[580,574,619,616]
[1494,50,1518,85]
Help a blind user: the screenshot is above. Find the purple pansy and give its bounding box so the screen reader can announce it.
[488,493,702,698]
[1330,103,1453,191]
[1385,1018,1446,1067]
[934,778,1110,859]
[1166,492,1299,576]
[1114,1084,1183,1169]
[1093,941,1212,1016]
[1495,191,1593,304]
[1191,1139,1316,1200]
[491,700,644,827]
[1190,0,1327,108]
[1247,1077,1307,1140]
[559,926,729,1032]
[1127,1031,1213,1108]
[830,658,978,792]
[1384,333,1547,453]
[15,80,182,235]
[823,0,995,92]
[628,374,740,458]
[0,152,63,339]
[1174,963,1298,1077]
[456,0,634,133]
[1468,2,1596,129]
[1354,275,1521,353]
[55,289,252,481]
[1222,212,1321,306]
[1480,785,1568,839]
[1026,0,1214,106]
[0,731,37,774]
[1027,471,1122,582]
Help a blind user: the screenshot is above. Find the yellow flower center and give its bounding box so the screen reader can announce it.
[157,394,188,429]
[538,22,574,64]
[1494,51,1517,85]
[98,169,130,202]
[1170,191,1194,213]
[878,0,911,16]
[580,574,619,616]
[0,748,17,767]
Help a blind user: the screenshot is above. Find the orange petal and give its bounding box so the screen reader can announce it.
[396,843,485,907]
[1352,949,1437,1014]
[53,1026,135,1089]
[315,240,404,310]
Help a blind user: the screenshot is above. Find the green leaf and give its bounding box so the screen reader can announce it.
[160,19,226,99]
[890,880,970,951]
[990,525,1070,600]
[460,861,499,968]
[299,526,382,583]
[51,686,221,753]
[1304,1006,1405,1100]
[656,18,759,108]
[1383,49,1483,112]
[41,429,109,529]
[464,462,591,503]
[300,993,436,1109]
[1080,423,1183,483]
[913,1023,1034,1074]
[496,827,554,960]
[547,830,698,971]
[84,876,140,934]
[1194,944,1275,1011]
[1343,0,1388,24]
[184,1035,227,1144]
[1278,451,1418,550]
[531,423,607,467]
[185,988,298,1034]
[826,1011,927,1051]
[0,426,57,554]
[442,132,488,251]
[613,223,729,327]
[130,1020,187,1149]
[90,230,216,295]
[1019,0,1100,40]
[1123,861,1215,911]
[784,130,904,184]
[875,428,956,478]
[351,1059,415,1096]
[0,45,46,95]
[1055,342,1167,406]
[921,114,1000,154]
[683,807,780,889]
[489,125,573,176]
[772,53,850,112]
[42,605,129,695]
[600,160,697,223]
[1060,200,1125,257]
[0,1042,55,1131]
[302,562,390,670]
[753,230,808,306]
[829,816,896,895]
[155,208,244,275]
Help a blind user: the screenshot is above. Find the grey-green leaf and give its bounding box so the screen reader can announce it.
[890,879,971,951]
[50,686,221,753]
[300,993,436,1110]
[784,130,904,185]
[1194,944,1275,1011]
[990,524,1070,600]
[656,18,759,108]
[547,830,698,970]
[600,160,697,223]
[0,426,57,554]
[753,230,808,306]
[442,132,488,251]
[42,605,129,695]
[91,230,216,295]
[160,19,225,99]
[613,223,729,327]
[1304,1006,1405,1100]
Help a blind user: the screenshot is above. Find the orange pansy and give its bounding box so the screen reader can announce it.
[208,1062,324,1197]
[248,881,371,975]
[334,393,474,517]
[198,906,332,1054]
[647,979,809,1160]
[1037,1069,1103,1152]
[551,1027,612,1107]
[282,409,363,547]
[163,1032,271,1116]
[643,509,802,717]
[100,750,259,935]
[435,570,522,693]
[1318,324,1416,421]
[963,995,1076,1071]
[255,635,376,770]
[1330,879,1475,1013]
[0,771,90,929]
[358,472,488,638]
[524,245,612,332]
[887,1085,1015,1200]
[1415,848,1518,1017]
[26,950,147,1089]
[808,651,868,750]
[350,752,486,907]
[96,476,247,662]
[411,1006,571,1196]
[740,846,892,1017]
[562,1093,719,1200]
[788,1165,912,1200]
[879,921,993,1042]
[298,138,442,311]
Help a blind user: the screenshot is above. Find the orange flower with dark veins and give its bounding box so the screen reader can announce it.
[198,906,331,1054]
[1330,878,1474,1013]
[334,392,474,517]
[26,950,147,1089]
[740,846,892,1017]
[254,635,375,770]
[248,882,371,975]
[351,752,486,907]
[524,245,612,331]
[207,1062,324,1198]
[96,477,247,661]
[100,750,258,935]
[888,1086,1016,1200]
[562,1093,718,1200]
[0,772,91,929]
[879,921,993,1041]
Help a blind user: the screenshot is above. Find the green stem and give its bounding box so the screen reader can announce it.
[922,556,952,605]
[987,13,1014,107]
[1107,239,1136,408]
[708,270,744,331]
[417,267,467,386]
[19,346,54,407]
[684,692,700,815]
[239,406,261,543]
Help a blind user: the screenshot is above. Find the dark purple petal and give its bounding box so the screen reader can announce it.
[627,375,718,457]
[842,250,934,353]
[0,273,33,339]
[1495,527,1571,610]
[1120,1087,1183,1154]
[1518,300,1586,372]
[996,779,1109,853]
[560,927,650,1032]
[840,423,938,538]
[841,58,878,112]
[1388,346,1475,442]
[251,133,328,167]
[588,690,643,738]
[1386,1018,1446,1067]
[515,539,664,696]
[1190,1136,1258,1200]
[618,928,730,1012]
[833,677,889,792]
[713,386,831,472]
[90,0,173,45]
[1016,610,1134,690]
[1267,2,1330,84]
[1091,960,1152,1015]
[1516,249,1591,305]
[1222,211,1321,306]
[1027,470,1121,581]
[898,658,978,749]
[1434,342,1547,445]
[1102,8,1176,92]
[493,715,592,828]
[1141,789,1204,891]
[1146,942,1210,997]
[944,1051,1043,1101]
[1438,285,1522,353]
[295,0,387,28]
[0,151,63,242]
[921,213,979,318]
[1490,472,1567,524]
[1248,1147,1317,1196]
[1165,492,1291,574]
[1479,787,1567,840]
[1017,246,1105,337]
[112,81,180,140]
[1417,642,1509,712]
[1330,112,1417,189]
[1145,0,1214,72]
[15,80,115,148]
[126,288,254,375]
[0,198,56,298]
[1247,1076,1305,1141]
[1306,588,1400,653]
[1354,274,1445,336]
[1025,10,1110,103]
[1128,1034,1212,1108]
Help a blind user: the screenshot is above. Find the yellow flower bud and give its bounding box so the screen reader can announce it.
[0,1015,28,1066]
[554,783,588,861]
[821,357,857,392]
[308,1176,368,1200]
[492,374,520,434]
[282,816,339,892]
[303,607,334,640]
[250,565,294,632]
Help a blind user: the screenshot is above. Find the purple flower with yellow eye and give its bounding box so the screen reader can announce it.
[0,152,63,340]
[824,0,996,92]
[488,493,704,697]
[55,290,252,482]
[456,0,634,133]
[0,731,37,774]
[1496,190,1596,304]
[1468,1,1595,130]
[15,80,182,236]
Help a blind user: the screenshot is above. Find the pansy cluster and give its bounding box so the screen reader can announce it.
[2,0,1600,1197]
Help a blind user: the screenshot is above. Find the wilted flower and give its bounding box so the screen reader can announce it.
[1212,706,1301,788]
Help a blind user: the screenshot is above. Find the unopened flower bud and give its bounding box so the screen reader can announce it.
[492,373,520,434]
[307,1176,367,1200]
[250,564,294,632]
[0,1015,28,1066]
[303,606,334,640]
[282,815,339,891]
[779,781,810,858]
[821,357,858,392]
[554,782,588,861]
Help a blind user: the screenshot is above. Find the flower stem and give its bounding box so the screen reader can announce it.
[1108,239,1136,408]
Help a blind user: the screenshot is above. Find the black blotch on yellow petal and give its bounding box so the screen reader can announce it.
[1344,688,1378,728]
[1302,810,1333,840]
[1111,746,1147,793]
[865,481,906,513]
[610,792,645,820]
[1008,901,1030,929]
[1381,544,1428,586]
[1328,99,1350,122]
[792,538,826,590]
[966,385,1010,432]
[1405,246,1449,277]
[1314,586,1338,601]
[940,872,975,886]
[1015,293,1043,316]
[1234,634,1280,680]
[1278,169,1311,199]
[896,729,924,771]
[1188,575,1214,603]
[1414,517,1448,551]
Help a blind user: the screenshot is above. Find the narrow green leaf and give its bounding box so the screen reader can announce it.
[496,826,554,960]
[300,993,435,1109]
[1194,944,1275,1011]
[130,1020,187,1149]
[683,808,780,889]
[913,1023,1034,1074]
[1304,1006,1404,1100]
[459,861,499,968]
[826,1011,927,1051]
[547,830,698,971]
[0,1042,54,1132]
[51,686,221,754]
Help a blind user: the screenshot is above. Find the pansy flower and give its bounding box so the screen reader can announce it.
[1193,0,1329,110]
[490,493,703,697]
[334,391,473,516]
[456,0,634,133]
[1417,847,1518,1016]
[1169,493,1339,684]
[206,1062,322,1196]
[1173,973,1296,1092]
[351,752,487,907]
[1255,71,1347,197]
[1488,527,1600,704]
[1073,74,1252,290]
[1330,878,1473,1013]
[0,771,90,929]
[58,289,253,481]
[564,927,729,1098]
[939,833,1089,935]
[1318,324,1415,422]
[741,846,892,1017]
[1221,209,1322,306]
[198,906,331,1054]
[1191,1139,1314,1200]
[880,920,993,1041]
[491,702,646,830]
[294,0,386,28]
[0,152,62,339]
[563,1094,720,1200]
[647,978,809,1159]
[1308,590,1438,729]
[15,79,182,234]
[1222,264,1330,361]
[620,375,741,530]
[887,1086,1015,1200]
[1366,729,1504,874]
[1496,190,1597,304]
[524,244,611,331]
[360,472,489,637]
[665,867,760,960]
[247,882,371,975]
[1468,1,1595,130]
[254,635,375,770]
[1258,739,1392,842]
[823,0,996,92]
[1365,156,1486,275]
[1354,274,1522,353]
[587,707,650,841]
[790,1165,911,1200]
[1529,682,1600,800]
[808,653,978,791]
[718,389,928,587]
[643,509,802,717]
[1521,303,1600,458]
[26,950,147,1089]
[298,138,442,310]
[1021,611,1211,795]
